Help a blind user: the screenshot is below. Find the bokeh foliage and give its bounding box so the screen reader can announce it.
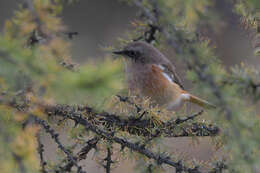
[0,0,122,172]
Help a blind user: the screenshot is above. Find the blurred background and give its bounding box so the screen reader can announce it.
[0,0,137,61]
[1,0,258,64]
[0,0,259,172]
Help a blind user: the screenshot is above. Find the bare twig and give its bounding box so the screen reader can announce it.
[134,24,159,43]
[34,117,85,173]
[37,134,47,173]
[77,137,99,161]
[116,95,143,113]
[174,110,204,124]
[57,137,99,173]
[132,0,182,53]
[104,147,113,173]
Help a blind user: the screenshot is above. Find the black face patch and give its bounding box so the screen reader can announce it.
[124,50,147,63]
[125,50,141,59]
[113,49,144,63]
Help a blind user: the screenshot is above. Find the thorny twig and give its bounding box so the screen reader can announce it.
[116,95,144,115]
[77,137,99,161]
[37,134,47,173]
[104,147,113,173]
[57,137,99,173]
[174,110,204,124]
[116,95,206,124]
[134,24,159,43]
[34,117,85,173]
[132,0,182,53]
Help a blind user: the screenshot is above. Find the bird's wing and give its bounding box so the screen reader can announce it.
[156,63,184,89]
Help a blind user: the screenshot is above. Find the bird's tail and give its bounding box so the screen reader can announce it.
[188,94,216,109]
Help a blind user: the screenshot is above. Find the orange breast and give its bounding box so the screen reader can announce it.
[140,64,183,106]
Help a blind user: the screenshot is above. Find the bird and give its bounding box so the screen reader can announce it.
[113,41,216,111]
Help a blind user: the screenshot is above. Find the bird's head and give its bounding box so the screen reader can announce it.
[113,41,159,64]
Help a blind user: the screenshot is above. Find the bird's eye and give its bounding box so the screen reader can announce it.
[126,51,136,57]
[126,50,141,58]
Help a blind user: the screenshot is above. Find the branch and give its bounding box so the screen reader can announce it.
[45,104,219,138]
[0,92,219,139]
[116,95,143,113]
[37,134,47,173]
[57,137,99,173]
[47,109,202,172]
[104,147,113,173]
[174,110,204,124]
[34,117,85,173]
[0,92,219,172]
[77,137,99,161]
[132,0,183,53]
[134,24,159,43]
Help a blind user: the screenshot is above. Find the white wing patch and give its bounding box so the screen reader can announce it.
[157,65,174,83]
[158,65,165,70]
[162,72,174,83]
[181,93,190,100]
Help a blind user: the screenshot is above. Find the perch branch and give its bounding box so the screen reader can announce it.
[47,110,203,172]
[45,104,219,138]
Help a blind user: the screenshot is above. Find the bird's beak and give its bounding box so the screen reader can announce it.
[113,50,125,55]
